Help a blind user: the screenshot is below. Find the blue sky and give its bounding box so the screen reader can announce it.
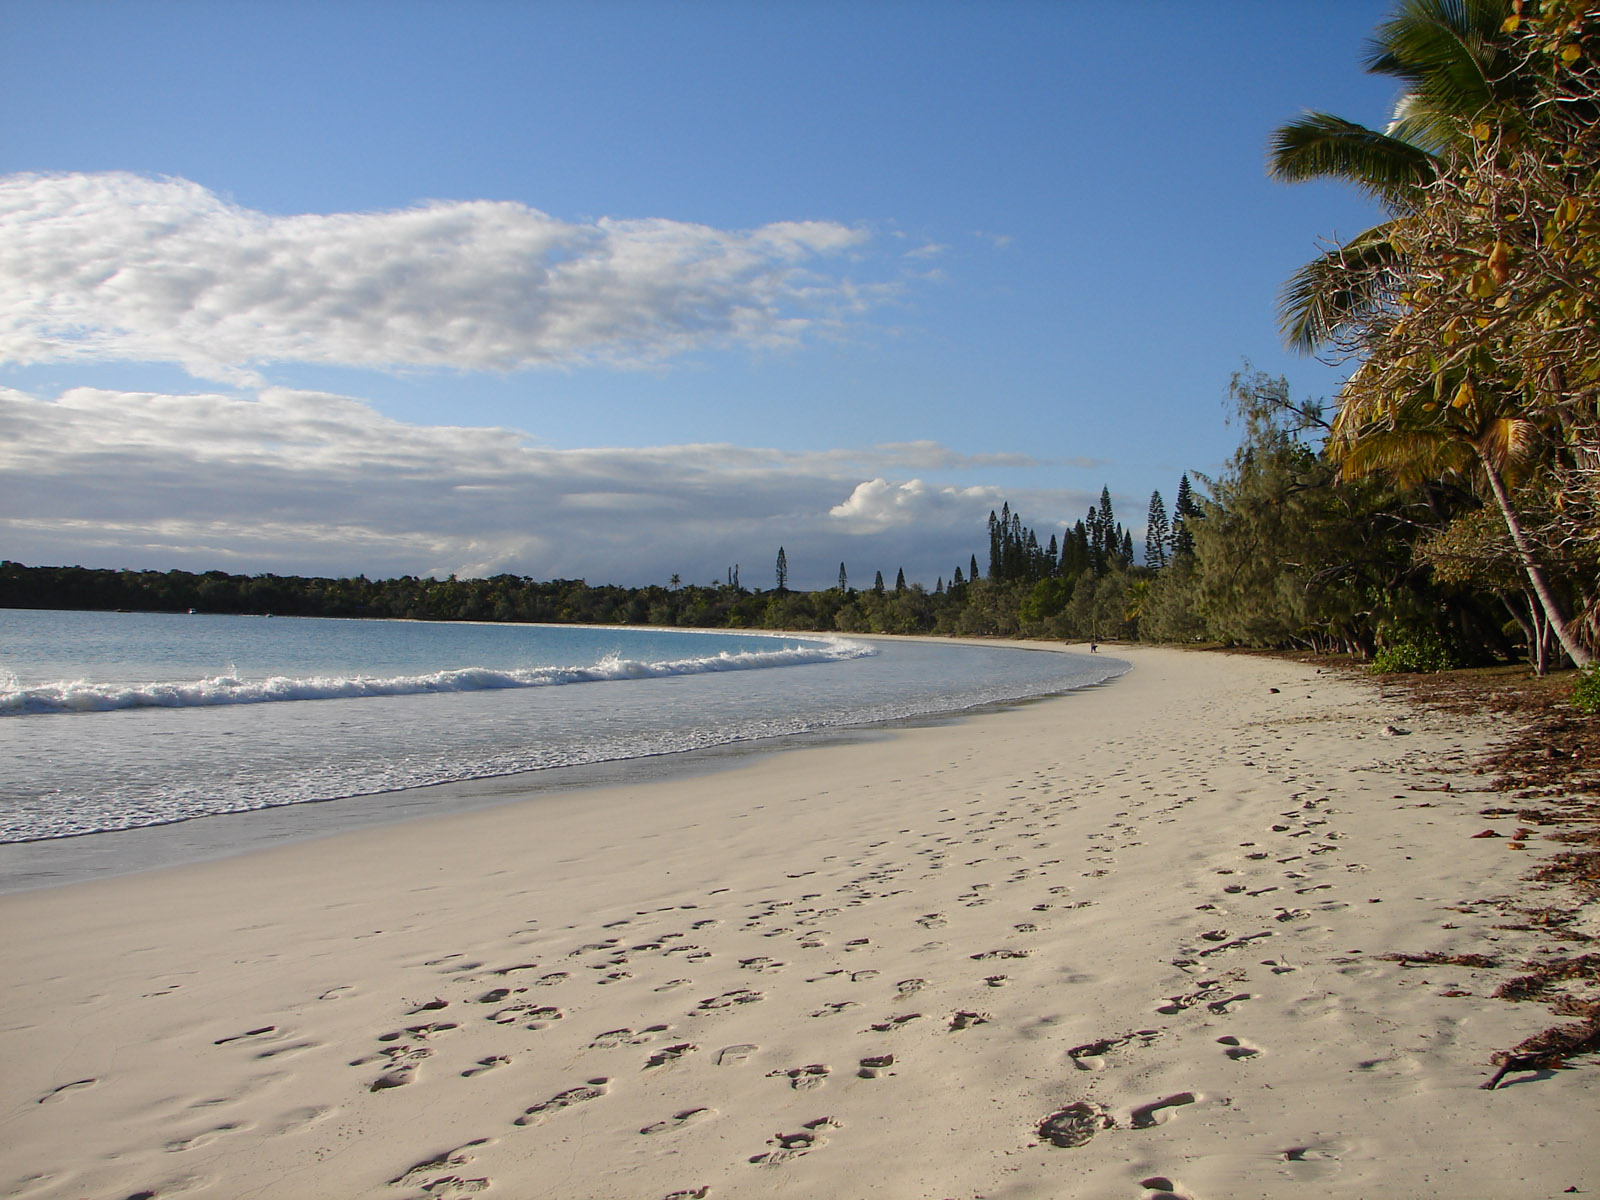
[1,0,1401,589]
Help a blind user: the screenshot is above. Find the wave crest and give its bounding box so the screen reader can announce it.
[0,638,875,716]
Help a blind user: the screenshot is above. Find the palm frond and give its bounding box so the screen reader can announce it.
[1268,112,1440,208]
[1277,225,1406,354]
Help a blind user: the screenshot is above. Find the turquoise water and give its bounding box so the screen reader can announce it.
[0,610,1123,852]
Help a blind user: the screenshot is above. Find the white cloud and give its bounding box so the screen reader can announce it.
[828,477,997,533]
[0,385,1094,588]
[0,172,881,382]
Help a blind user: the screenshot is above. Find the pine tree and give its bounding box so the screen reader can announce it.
[970,554,980,584]
[837,562,848,592]
[873,570,885,595]
[895,567,906,593]
[953,565,965,586]
[1145,491,1170,568]
[1172,474,1198,560]
[775,546,788,592]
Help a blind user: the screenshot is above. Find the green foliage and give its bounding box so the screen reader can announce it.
[1572,668,1600,715]
[1370,633,1458,674]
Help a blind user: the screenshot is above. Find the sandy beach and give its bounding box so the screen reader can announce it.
[0,643,1591,1200]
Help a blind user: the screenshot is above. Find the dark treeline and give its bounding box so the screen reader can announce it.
[0,362,1590,669]
[2,364,1576,672]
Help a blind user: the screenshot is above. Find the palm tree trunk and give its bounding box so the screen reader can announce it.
[1483,463,1594,668]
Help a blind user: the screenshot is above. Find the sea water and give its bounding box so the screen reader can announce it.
[0,609,1125,887]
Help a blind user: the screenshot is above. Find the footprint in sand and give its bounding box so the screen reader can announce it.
[38,1078,97,1104]
[1037,1102,1114,1148]
[1130,1092,1199,1129]
[406,998,449,1015]
[868,1013,923,1033]
[640,1107,715,1135]
[165,1122,250,1153]
[379,1022,458,1041]
[1217,1035,1262,1060]
[1206,993,1251,1015]
[268,1105,335,1135]
[461,1056,511,1078]
[858,1054,894,1079]
[388,1138,494,1191]
[1068,1029,1162,1071]
[749,1117,841,1165]
[768,1064,830,1090]
[697,988,763,1011]
[644,1043,697,1069]
[948,1010,990,1031]
[809,1000,859,1018]
[895,978,927,997]
[1139,1175,1200,1200]
[213,1025,277,1046]
[716,1043,757,1066]
[514,1079,610,1127]
[739,957,786,973]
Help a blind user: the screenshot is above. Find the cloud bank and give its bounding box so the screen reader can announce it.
[0,172,880,381]
[1,386,1092,588]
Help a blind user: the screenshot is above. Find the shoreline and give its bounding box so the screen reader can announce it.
[0,636,1125,896]
[1,644,1591,1198]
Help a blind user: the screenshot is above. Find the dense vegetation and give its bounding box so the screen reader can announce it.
[4,2,1594,680]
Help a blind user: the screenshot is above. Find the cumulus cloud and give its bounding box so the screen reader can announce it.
[0,386,1093,588]
[828,478,996,533]
[0,172,882,381]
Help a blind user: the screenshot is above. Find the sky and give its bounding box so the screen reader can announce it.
[0,0,1404,591]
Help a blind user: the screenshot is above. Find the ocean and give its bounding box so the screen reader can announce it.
[0,609,1125,890]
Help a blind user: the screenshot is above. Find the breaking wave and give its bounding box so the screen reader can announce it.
[0,638,875,716]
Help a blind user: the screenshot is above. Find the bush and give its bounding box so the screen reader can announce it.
[1370,635,1456,674]
[1573,668,1600,715]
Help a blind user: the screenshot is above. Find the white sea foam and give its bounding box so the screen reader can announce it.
[0,638,874,716]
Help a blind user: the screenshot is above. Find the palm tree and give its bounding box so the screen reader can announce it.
[1329,370,1593,667]
[1269,0,1523,352]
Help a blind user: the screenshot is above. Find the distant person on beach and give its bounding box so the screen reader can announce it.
[1089,641,1097,653]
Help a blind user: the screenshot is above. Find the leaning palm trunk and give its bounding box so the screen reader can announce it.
[1482,462,1593,668]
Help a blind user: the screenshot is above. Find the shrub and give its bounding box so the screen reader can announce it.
[1370,635,1456,674]
[1573,668,1600,716]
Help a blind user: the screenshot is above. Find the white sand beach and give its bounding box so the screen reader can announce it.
[0,644,1590,1200]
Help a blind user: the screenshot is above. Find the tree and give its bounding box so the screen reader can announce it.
[1171,475,1198,560]
[1145,491,1170,568]
[873,570,886,596]
[775,546,788,592]
[1278,0,1598,665]
[895,567,907,593]
[838,562,848,592]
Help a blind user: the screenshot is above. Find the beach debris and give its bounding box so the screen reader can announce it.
[1482,1015,1600,1089]
[1036,1101,1113,1148]
[1381,724,1411,736]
